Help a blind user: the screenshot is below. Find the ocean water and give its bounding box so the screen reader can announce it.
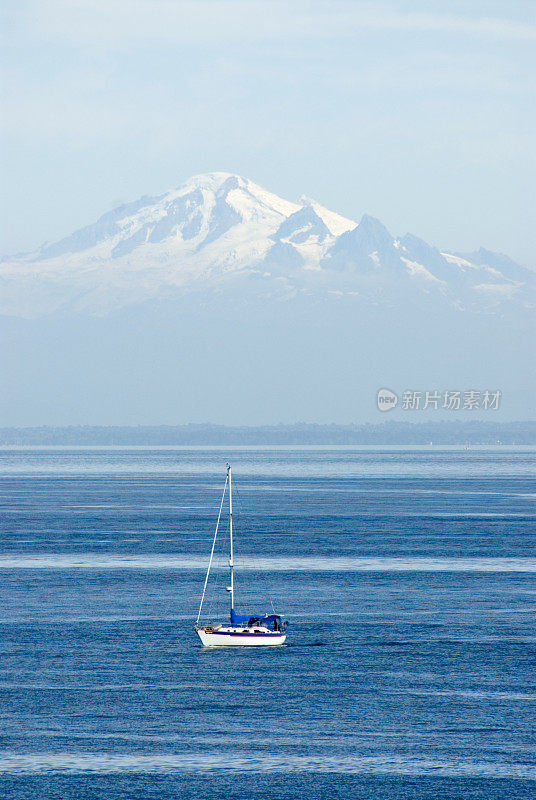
[0,446,535,799]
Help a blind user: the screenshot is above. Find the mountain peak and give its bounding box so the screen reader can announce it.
[178,171,243,191]
[298,194,356,236]
[357,214,391,238]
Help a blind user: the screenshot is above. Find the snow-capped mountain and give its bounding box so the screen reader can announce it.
[1,172,534,427]
[1,172,533,318]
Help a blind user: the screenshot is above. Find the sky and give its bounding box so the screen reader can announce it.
[1,0,535,265]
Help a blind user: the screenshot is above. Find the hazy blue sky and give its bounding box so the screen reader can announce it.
[1,0,535,264]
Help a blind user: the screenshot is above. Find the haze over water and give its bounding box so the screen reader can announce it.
[0,447,535,799]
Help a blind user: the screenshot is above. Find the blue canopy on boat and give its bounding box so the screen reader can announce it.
[230,609,282,626]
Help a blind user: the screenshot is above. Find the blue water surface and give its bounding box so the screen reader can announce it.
[0,447,535,799]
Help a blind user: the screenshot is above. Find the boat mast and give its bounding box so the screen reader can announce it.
[228,463,234,615]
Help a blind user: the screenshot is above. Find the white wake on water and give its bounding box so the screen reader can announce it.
[1,555,536,572]
[0,752,534,778]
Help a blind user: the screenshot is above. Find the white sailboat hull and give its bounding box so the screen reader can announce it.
[197,628,286,647]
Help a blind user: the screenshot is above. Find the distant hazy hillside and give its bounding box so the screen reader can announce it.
[2,422,535,446]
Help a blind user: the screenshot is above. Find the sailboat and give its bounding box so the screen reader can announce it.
[194,464,287,646]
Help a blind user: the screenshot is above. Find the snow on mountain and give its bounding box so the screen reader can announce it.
[297,195,356,237]
[0,172,533,318]
[273,205,332,246]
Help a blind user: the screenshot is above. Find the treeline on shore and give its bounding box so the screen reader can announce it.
[1,421,535,445]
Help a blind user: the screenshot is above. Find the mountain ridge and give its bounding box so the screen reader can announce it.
[1,172,534,318]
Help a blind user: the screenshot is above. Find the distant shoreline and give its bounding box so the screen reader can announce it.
[1,421,535,446]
